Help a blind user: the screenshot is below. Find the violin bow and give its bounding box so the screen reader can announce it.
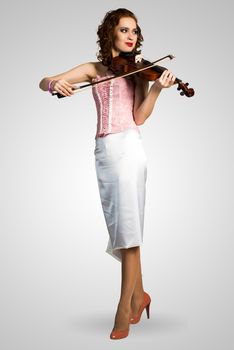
[52,54,175,98]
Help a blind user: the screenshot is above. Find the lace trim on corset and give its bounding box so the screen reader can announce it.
[92,73,114,135]
[108,80,114,133]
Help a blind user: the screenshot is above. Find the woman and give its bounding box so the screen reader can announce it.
[39,8,176,340]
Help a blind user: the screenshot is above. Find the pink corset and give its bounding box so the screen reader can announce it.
[92,72,139,138]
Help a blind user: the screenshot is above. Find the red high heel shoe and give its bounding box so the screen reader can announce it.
[110,326,129,340]
[110,308,131,340]
[129,291,151,324]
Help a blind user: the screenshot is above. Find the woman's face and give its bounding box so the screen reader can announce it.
[112,17,138,57]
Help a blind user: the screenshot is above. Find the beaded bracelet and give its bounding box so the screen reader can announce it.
[48,80,55,94]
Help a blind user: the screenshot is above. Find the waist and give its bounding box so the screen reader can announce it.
[96,122,138,138]
[95,127,141,142]
[96,109,137,136]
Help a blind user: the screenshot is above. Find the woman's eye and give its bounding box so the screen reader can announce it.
[120,28,138,35]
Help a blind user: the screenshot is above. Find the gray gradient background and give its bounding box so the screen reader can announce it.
[1,0,233,349]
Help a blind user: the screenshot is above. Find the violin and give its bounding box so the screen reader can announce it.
[110,52,194,97]
[52,53,194,98]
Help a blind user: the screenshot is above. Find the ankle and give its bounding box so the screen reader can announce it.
[118,300,131,311]
[132,290,144,300]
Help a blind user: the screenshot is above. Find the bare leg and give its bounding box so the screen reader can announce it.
[112,246,140,330]
[113,246,146,330]
[130,249,145,316]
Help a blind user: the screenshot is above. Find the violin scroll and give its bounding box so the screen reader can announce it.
[177,82,194,97]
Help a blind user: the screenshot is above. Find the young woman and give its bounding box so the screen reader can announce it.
[39,8,176,340]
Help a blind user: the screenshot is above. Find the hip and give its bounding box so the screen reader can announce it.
[94,128,145,160]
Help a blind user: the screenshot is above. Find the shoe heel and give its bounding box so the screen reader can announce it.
[146,302,151,319]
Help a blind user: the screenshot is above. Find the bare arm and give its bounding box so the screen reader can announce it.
[133,70,176,125]
[133,75,149,123]
[39,62,97,96]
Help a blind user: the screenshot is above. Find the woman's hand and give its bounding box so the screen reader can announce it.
[51,79,75,97]
[152,69,176,91]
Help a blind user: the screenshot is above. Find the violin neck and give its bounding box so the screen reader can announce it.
[150,64,181,84]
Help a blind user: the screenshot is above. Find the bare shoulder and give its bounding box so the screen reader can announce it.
[91,61,109,77]
[67,61,109,83]
[47,61,105,85]
[78,61,108,81]
[81,61,99,80]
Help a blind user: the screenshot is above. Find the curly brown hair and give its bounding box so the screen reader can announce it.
[96,8,144,67]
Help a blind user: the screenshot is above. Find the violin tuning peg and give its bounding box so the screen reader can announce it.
[180,91,185,96]
[177,86,181,91]
[185,82,189,86]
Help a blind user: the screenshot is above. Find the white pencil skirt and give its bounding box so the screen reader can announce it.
[94,128,147,262]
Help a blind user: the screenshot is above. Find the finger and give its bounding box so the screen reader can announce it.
[59,87,69,96]
[61,83,75,95]
[158,70,168,84]
[167,73,176,84]
[56,87,67,96]
[64,83,75,94]
[64,81,75,90]
[171,75,176,83]
[161,69,169,79]
[166,73,176,86]
[164,71,173,83]
[58,85,72,96]
[166,72,173,80]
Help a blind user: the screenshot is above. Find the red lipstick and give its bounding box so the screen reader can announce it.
[125,42,133,47]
